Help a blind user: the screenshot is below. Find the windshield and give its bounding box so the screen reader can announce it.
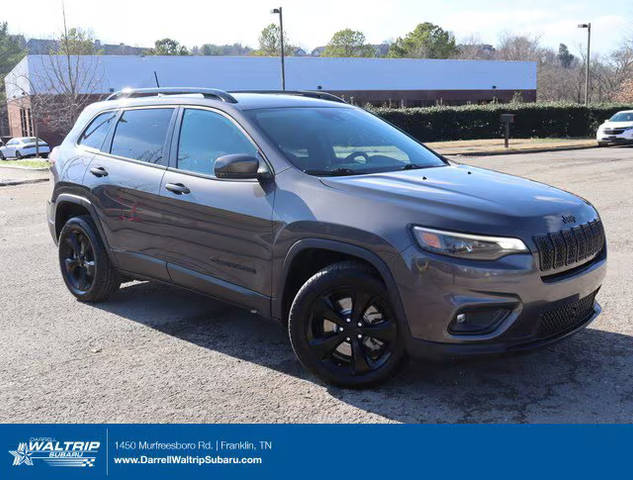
[609,112,633,122]
[247,107,446,175]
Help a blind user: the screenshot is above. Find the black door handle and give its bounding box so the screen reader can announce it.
[165,182,190,194]
[90,166,108,177]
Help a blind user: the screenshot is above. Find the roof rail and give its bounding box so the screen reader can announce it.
[106,87,238,103]
[229,90,346,104]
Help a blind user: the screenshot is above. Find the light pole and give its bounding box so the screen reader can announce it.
[578,23,591,105]
[271,7,285,90]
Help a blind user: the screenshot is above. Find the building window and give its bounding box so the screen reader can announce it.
[19,108,34,136]
[19,108,26,136]
[26,108,33,136]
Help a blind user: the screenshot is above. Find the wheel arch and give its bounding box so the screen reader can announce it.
[273,239,407,329]
[53,194,110,252]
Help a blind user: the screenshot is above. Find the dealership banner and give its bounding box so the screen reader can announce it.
[0,424,628,479]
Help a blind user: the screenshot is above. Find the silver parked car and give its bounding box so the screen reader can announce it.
[0,137,51,160]
[596,110,633,146]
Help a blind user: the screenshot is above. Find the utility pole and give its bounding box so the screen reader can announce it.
[578,23,591,105]
[272,7,285,90]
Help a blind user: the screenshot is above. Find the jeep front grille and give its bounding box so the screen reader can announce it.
[533,219,605,272]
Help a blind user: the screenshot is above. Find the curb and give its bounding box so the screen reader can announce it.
[439,143,598,157]
[0,164,50,171]
[0,178,49,187]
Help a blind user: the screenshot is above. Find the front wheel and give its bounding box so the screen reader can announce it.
[58,215,120,302]
[288,261,405,388]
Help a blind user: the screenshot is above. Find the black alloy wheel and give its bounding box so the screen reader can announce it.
[289,261,405,388]
[309,289,396,375]
[58,215,120,302]
[60,227,96,295]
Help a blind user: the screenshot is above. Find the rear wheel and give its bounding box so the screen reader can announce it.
[14,150,21,159]
[58,215,120,302]
[288,261,405,388]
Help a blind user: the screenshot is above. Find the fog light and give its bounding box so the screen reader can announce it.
[449,308,511,335]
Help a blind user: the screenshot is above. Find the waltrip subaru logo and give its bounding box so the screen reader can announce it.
[9,437,100,468]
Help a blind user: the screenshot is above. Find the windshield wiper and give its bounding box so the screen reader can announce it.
[400,163,428,170]
[303,168,358,176]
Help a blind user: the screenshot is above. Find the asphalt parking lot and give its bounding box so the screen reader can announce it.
[1,146,632,423]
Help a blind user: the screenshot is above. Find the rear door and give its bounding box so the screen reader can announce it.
[156,107,275,313]
[83,106,177,281]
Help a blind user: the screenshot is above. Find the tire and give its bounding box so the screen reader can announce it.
[0,152,5,160]
[288,261,405,388]
[15,150,21,159]
[58,215,120,302]
[597,142,610,147]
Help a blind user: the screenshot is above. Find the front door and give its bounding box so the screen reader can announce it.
[157,107,275,313]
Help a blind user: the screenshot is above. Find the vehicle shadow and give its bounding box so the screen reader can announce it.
[96,280,633,423]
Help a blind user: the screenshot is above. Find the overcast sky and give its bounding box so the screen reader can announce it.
[4,0,631,55]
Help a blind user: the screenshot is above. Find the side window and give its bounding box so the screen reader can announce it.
[110,108,174,164]
[78,111,117,150]
[177,109,258,176]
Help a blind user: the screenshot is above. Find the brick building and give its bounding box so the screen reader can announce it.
[5,54,537,146]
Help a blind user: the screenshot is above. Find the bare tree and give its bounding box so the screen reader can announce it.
[496,33,545,62]
[6,7,104,151]
[454,35,496,60]
[37,6,103,135]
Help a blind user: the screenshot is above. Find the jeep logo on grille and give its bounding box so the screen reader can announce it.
[562,215,576,224]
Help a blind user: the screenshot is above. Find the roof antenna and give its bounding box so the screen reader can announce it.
[153,71,160,87]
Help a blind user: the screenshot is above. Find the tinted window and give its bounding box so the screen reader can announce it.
[177,109,257,176]
[247,107,446,176]
[110,108,173,163]
[78,112,117,150]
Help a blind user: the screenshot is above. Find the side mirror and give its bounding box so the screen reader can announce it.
[215,154,263,179]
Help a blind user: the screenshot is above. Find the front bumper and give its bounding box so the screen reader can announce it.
[394,243,606,359]
[597,131,633,144]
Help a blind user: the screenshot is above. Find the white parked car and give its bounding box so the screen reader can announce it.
[596,111,633,146]
[0,137,51,160]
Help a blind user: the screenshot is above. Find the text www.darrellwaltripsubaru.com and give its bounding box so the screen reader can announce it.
[113,455,263,465]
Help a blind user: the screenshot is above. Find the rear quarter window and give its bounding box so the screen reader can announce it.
[78,111,117,151]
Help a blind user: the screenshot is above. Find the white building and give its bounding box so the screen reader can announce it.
[5,54,536,142]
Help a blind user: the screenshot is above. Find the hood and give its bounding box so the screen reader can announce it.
[321,164,598,236]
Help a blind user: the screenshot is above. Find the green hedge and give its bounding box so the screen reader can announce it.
[368,102,633,142]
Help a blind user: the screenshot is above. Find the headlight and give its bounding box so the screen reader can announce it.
[412,226,529,260]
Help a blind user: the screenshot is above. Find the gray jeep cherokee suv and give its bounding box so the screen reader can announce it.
[47,88,607,387]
